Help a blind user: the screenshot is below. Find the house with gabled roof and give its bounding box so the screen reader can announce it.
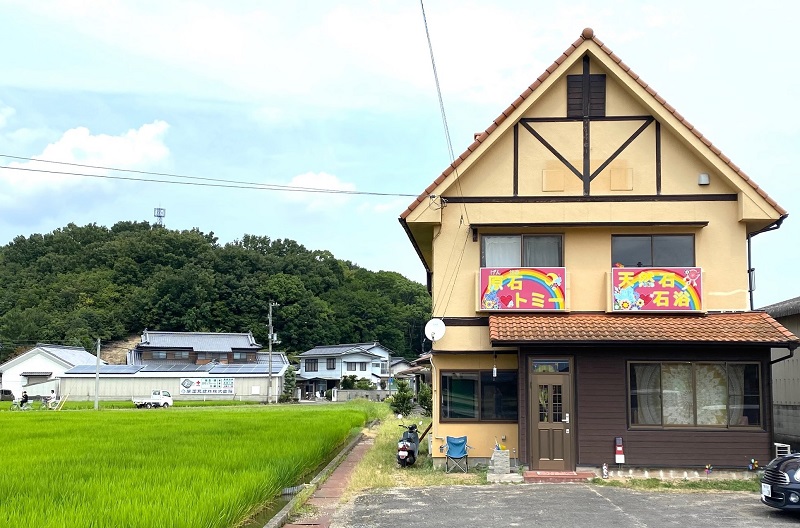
[400,28,799,472]
[129,330,263,365]
[297,342,396,396]
[0,344,102,399]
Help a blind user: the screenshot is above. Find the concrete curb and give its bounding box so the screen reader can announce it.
[262,430,366,528]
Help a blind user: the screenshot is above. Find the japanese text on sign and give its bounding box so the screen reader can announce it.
[611,267,702,312]
[180,377,235,395]
[478,267,566,311]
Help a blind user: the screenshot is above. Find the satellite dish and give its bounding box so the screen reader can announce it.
[424,318,446,342]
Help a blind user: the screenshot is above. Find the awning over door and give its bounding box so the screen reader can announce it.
[489,311,799,347]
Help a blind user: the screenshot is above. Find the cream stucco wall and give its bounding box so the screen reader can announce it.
[431,198,749,322]
[429,353,520,461]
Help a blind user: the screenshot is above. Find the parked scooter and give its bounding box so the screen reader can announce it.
[397,420,420,467]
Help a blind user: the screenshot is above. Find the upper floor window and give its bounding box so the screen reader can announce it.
[305,359,318,372]
[481,235,563,267]
[567,74,606,118]
[175,351,189,360]
[326,358,336,370]
[359,362,367,371]
[232,352,247,360]
[346,362,356,371]
[152,351,167,360]
[612,235,694,267]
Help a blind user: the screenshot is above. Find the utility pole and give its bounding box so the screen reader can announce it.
[267,301,279,403]
[94,338,101,411]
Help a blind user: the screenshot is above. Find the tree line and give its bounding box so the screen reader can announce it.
[0,221,431,364]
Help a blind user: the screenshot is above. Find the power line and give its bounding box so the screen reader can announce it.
[0,155,420,198]
[419,0,472,317]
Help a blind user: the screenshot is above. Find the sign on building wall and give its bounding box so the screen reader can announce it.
[478,267,567,311]
[180,377,235,395]
[611,267,703,312]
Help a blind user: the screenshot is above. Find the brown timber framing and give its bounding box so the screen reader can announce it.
[510,54,666,197]
[517,115,656,195]
[447,194,736,204]
[470,221,708,241]
[582,54,591,195]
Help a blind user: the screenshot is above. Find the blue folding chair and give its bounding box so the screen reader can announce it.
[445,435,472,473]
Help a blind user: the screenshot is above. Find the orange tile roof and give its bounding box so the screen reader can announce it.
[488,311,799,346]
[400,28,786,220]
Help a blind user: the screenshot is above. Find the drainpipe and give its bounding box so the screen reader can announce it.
[746,215,787,310]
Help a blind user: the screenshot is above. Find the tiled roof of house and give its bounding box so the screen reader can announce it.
[488,312,799,346]
[400,27,786,220]
[138,331,261,352]
[299,342,387,357]
[760,296,800,319]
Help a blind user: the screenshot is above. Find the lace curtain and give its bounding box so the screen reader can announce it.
[632,362,754,427]
[633,364,661,424]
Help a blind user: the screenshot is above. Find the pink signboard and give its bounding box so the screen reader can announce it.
[611,267,702,312]
[478,267,567,311]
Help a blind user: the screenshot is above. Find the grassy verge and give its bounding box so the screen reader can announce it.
[341,414,761,497]
[0,401,385,528]
[343,414,483,499]
[591,476,760,492]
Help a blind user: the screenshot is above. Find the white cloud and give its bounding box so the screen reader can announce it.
[282,172,356,212]
[0,102,14,129]
[0,120,170,195]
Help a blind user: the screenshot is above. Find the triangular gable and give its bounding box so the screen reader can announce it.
[0,345,79,372]
[400,28,786,225]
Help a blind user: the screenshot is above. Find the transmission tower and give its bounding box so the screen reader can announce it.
[154,207,166,227]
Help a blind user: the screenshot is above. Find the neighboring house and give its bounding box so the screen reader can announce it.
[390,357,413,378]
[0,344,102,399]
[297,342,396,396]
[399,28,799,470]
[762,296,800,449]
[129,330,263,365]
[61,358,290,402]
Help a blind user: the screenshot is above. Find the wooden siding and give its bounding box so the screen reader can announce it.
[520,345,773,468]
[574,345,772,467]
[139,349,257,365]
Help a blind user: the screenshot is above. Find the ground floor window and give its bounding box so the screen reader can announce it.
[629,362,760,427]
[441,370,518,421]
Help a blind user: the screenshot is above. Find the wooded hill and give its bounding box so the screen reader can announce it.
[0,222,431,364]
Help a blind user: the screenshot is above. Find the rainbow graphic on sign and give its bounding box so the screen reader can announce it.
[611,267,703,312]
[478,267,567,311]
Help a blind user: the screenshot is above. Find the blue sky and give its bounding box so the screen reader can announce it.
[0,1,797,307]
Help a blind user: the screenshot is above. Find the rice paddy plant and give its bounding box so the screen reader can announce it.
[0,402,382,528]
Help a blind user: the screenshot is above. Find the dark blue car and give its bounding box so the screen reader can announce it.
[762,452,800,510]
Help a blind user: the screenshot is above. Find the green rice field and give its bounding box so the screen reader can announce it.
[0,401,385,528]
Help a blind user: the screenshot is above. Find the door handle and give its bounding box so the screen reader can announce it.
[562,413,570,424]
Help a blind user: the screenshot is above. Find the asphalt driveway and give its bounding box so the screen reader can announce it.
[331,483,799,527]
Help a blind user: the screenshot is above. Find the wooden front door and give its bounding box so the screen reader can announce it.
[530,359,573,470]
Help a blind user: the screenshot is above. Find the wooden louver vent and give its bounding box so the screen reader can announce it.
[567,74,606,118]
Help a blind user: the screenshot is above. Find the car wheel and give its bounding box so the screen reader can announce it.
[162,403,169,409]
[145,403,152,409]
